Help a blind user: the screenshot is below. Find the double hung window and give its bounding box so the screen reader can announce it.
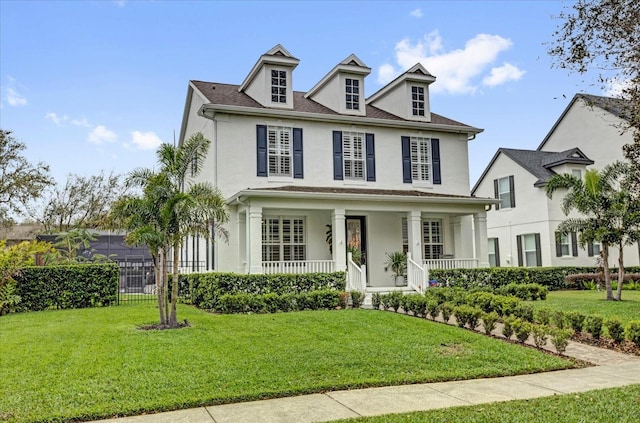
[343,131,365,180]
[410,137,431,182]
[411,86,425,116]
[423,219,443,259]
[268,126,292,176]
[345,78,360,110]
[262,217,306,262]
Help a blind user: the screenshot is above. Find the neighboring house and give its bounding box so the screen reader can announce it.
[0,223,42,246]
[473,94,640,268]
[179,44,495,291]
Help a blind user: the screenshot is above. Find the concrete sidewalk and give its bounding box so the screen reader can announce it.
[95,339,640,423]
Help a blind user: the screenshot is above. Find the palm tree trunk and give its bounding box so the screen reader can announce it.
[157,247,166,325]
[169,243,180,326]
[616,243,624,301]
[603,244,614,300]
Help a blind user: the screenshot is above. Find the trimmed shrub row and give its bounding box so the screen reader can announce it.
[215,290,342,314]
[184,271,346,309]
[13,263,118,312]
[430,266,640,291]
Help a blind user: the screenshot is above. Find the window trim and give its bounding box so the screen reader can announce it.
[494,175,515,209]
[517,233,541,267]
[267,125,292,177]
[410,136,431,182]
[342,131,366,180]
[423,219,443,260]
[488,237,500,267]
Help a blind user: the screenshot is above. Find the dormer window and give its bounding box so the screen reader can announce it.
[345,78,360,110]
[411,86,425,116]
[271,70,287,103]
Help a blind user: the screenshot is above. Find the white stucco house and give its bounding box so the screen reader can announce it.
[472,94,640,268]
[178,45,495,292]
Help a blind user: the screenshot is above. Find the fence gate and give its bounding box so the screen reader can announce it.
[117,256,156,304]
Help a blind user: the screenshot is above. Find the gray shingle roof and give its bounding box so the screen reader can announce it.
[191,80,474,128]
[499,147,594,187]
[577,93,631,121]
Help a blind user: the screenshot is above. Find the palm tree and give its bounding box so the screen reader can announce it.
[546,162,639,300]
[110,132,229,327]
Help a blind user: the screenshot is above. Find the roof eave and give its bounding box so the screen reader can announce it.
[199,103,483,135]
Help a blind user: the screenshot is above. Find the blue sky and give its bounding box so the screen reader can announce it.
[1,0,605,187]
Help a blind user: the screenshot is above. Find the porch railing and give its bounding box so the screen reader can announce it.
[262,260,335,275]
[423,258,479,270]
[406,253,426,294]
[346,253,366,292]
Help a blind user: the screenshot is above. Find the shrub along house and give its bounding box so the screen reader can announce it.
[179,45,495,293]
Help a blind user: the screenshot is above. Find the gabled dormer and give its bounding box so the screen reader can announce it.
[367,64,436,122]
[239,44,299,109]
[304,54,371,116]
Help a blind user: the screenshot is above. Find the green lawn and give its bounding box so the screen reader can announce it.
[0,303,577,423]
[527,289,640,324]
[338,384,640,422]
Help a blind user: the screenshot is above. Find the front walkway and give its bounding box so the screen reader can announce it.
[94,324,640,423]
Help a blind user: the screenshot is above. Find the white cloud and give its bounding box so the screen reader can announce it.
[410,8,423,18]
[377,31,522,94]
[71,117,92,128]
[88,125,117,144]
[113,0,126,7]
[45,112,67,125]
[7,87,27,106]
[604,78,632,97]
[482,63,525,87]
[130,131,162,150]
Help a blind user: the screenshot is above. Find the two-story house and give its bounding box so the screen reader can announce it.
[179,45,495,291]
[472,94,640,268]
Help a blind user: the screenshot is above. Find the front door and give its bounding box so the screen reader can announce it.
[346,216,368,285]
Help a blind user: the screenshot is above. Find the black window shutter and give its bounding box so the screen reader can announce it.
[516,235,523,266]
[365,133,376,182]
[535,233,542,266]
[256,125,268,177]
[509,175,516,208]
[555,232,562,257]
[493,179,500,210]
[293,128,303,179]
[333,131,343,180]
[588,242,594,257]
[571,232,578,257]
[494,238,501,267]
[431,138,441,184]
[401,136,411,183]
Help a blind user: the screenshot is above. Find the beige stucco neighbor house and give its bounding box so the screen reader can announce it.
[472,94,640,268]
[178,45,495,292]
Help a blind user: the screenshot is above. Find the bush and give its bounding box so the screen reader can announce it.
[584,315,603,339]
[350,291,365,308]
[371,292,382,310]
[13,263,118,312]
[551,328,573,354]
[426,300,439,319]
[454,305,482,329]
[512,319,531,343]
[481,311,500,335]
[605,318,626,343]
[534,307,552,325]
[404,294,427,317]
[531,324,550,348]
[338,292,349,309]
[186,271,346,310]
[502,315,516,339]
[512,303,535,322]
[380,291,403,312]
[439,302,453,323]
[625,321,640,347]
[551,310,566,329]
[215,290,340,314]
[566,311,586,333]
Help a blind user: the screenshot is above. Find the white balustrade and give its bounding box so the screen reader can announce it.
[346,253,366,292]
[423,258,479,270]
[406,252,426,293]
[262,260,335,275]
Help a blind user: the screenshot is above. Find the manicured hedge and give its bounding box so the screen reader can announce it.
[215,290,341,314]
[183,271,346,309]
[13,263,118,312]
[429,267,640,291]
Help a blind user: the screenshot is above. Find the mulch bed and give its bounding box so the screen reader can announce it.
[137,320,191,331]
[572,332,640,356]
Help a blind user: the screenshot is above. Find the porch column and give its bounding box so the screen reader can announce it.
[473,211,489,268]
[248,205,263,274]
[451,216,462,258]
[333,208,346,271]
[237,210,246,273]
[407,210,423,263]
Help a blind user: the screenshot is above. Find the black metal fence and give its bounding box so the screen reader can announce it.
[116,259,205,305]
